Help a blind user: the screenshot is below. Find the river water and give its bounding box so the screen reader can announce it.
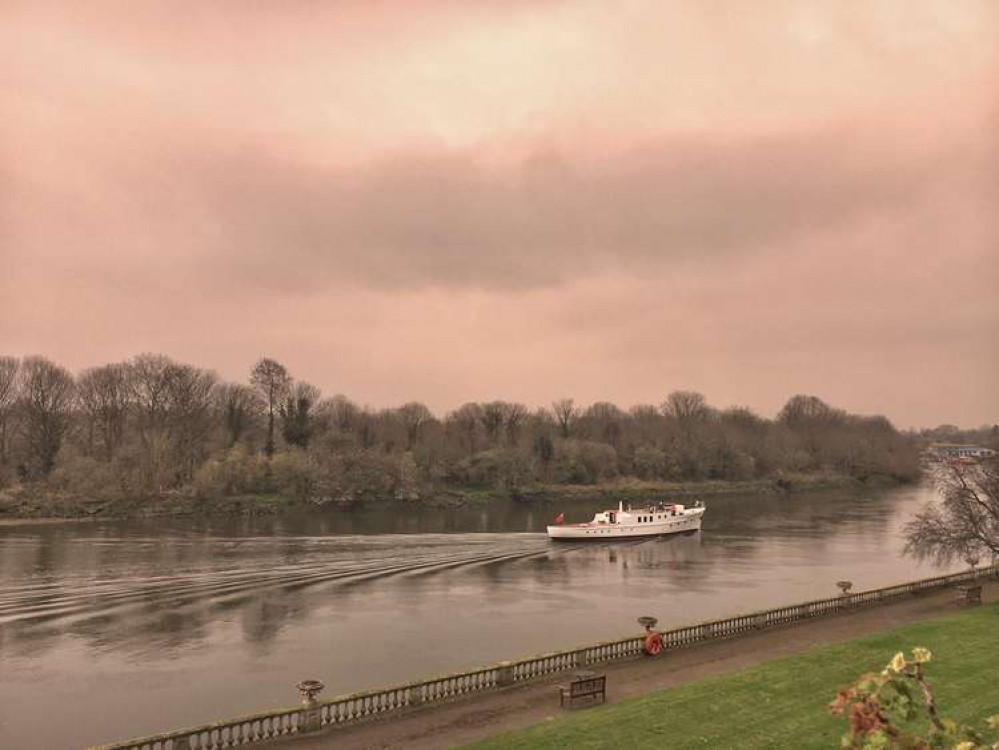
[0,485,953,750]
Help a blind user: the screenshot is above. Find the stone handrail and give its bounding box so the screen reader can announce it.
[87,564,997,750]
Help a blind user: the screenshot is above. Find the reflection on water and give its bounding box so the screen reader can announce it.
[0,485,951,749]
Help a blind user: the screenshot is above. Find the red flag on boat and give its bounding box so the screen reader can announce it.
[554,512,565,525]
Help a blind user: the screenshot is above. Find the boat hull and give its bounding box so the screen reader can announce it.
[547,508,704,540]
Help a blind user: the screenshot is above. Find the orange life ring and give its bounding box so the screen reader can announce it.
[644,632,663,656]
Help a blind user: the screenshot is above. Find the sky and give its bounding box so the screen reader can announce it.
[1,0,997,429]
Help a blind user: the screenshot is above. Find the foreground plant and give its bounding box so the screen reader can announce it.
[831,648,999,749]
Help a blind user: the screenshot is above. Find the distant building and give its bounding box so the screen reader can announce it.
[928,443,997,461]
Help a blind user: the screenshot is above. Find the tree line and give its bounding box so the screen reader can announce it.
[0,353,922,503]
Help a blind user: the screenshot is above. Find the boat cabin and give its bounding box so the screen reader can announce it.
[592,503,685,525]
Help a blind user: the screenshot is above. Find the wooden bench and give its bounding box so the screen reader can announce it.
[955,584,982,606]
[559,672,606,708]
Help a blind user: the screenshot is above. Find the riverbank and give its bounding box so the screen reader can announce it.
[508,471,870,504]
[466,598,999,750]
[0,472,879,521]
[277,584,999,750]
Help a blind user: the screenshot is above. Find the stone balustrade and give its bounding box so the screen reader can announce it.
[87,564,996,750]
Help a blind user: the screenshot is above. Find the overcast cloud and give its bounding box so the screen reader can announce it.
[1,0,997,427]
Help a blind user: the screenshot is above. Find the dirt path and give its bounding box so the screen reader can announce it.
[271,581,997,750]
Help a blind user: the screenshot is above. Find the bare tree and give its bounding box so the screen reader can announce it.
[584,401,625,446]
[777,394,848,461]
[127,353,177,489]
[18,356,75,476]
[533,433,555,480]
[504,403,528,446]
[356,408,377,449]
[450,403,482,456]
[661,390,711,424]
[0,356,19,466]
[721,406,766,431]
[551,398,577,439]
[128,353,176,443]
[77,363,130,461]
[397,402,433,450]
[0,351,927,495]
[777,394,844,427]
[481,402,506,445]
[280,381,321,448]
[250,358,291,457]
[905,459,999,562]
[326,394,359,432]
[127,354,217,487]
[216,383,260,448]
[168,364,219,479]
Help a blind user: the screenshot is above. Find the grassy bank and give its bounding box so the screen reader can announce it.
[503,472,864,505]
[463,603,999,750]
[0,488,304,520]
[0,471,881,520]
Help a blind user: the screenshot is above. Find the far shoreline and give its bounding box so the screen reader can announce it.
[0,471,910,524]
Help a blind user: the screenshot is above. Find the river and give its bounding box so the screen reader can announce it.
[0,484,953,750]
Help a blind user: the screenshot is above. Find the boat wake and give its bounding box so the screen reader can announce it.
[0,533,586,628]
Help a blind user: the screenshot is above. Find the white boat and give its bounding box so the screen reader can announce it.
[547,500,705,540]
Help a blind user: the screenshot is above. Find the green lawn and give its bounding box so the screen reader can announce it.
[463,603,999,750]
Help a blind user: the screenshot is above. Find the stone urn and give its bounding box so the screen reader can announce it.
[296,679,325,706]
[637,615,658,633]
[965,553,980,571]
[835,580,853,596]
